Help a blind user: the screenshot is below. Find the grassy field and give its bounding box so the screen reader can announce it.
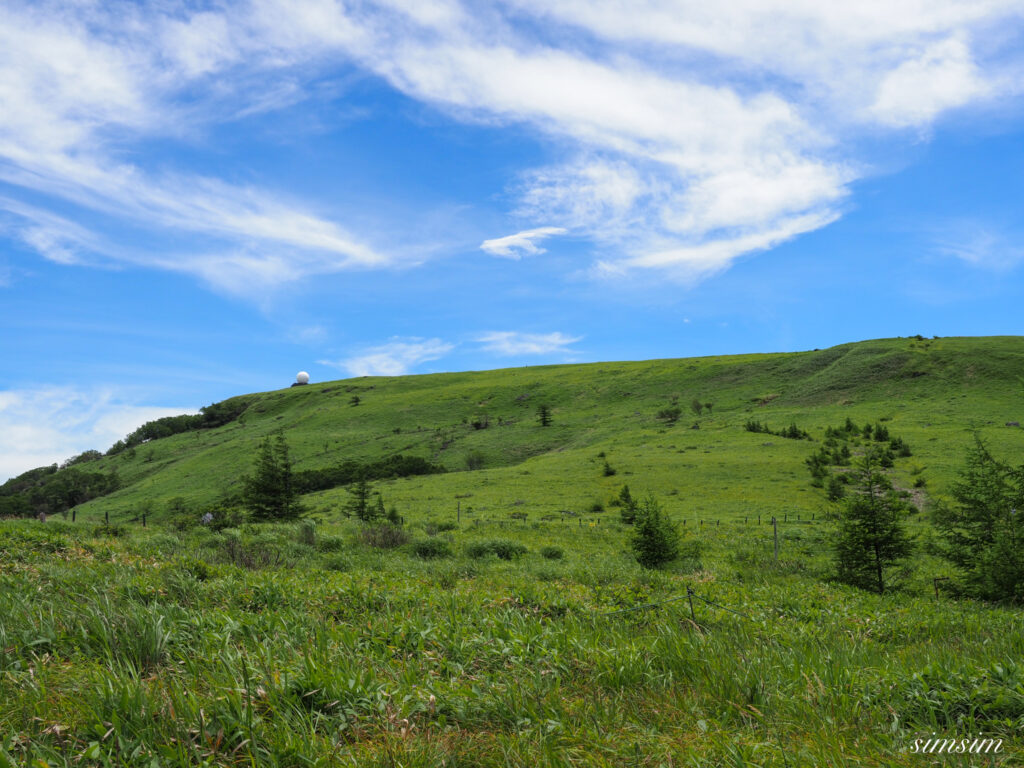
[64,335,1024,526]
[1,335,1023,766]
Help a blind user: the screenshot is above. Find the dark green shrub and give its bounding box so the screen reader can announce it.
[359,524,409,549]
[657,407,681,424]
[826,474,846,501]
[540,546,564,560]
[465,542,491,559]
[489,540,528,560]
[322,554,351,571]
[412,539,451,559]
[317,535,345,552]
[466,539,528,560]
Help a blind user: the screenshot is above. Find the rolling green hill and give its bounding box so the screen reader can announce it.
[42,335,1024,524]
[3,335,1024,767]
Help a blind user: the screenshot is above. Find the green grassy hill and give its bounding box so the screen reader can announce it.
[68,335,1023,524]
[3,335,1024,767]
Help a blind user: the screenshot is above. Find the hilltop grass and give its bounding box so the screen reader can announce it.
[1,515,1020,767]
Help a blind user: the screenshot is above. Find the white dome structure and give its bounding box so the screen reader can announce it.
[296,371,310,384]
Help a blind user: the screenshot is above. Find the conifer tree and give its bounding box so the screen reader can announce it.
[618,484,639,524]
[344,475,374,521]
[933,437,1024,602]
[834,450,912,593]
[242,434,301,521]
[537,404,552,427]
[632,495,680,569]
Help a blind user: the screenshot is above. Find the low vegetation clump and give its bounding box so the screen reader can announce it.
[412,538,452,559]
[465,538,529,560]
[744,419,811,439]
[358,523,409,549]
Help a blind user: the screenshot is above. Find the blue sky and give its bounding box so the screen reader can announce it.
[2,0,1024,479]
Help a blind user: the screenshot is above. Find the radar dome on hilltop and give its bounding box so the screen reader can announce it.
[293,371,310,387]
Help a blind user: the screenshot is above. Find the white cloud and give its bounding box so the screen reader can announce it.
[0,0,1022,290]
[477,331,581,356]
[480,227,567,258]
[611,209,840,281]
[933,221,1024,270]
[321,338,454,377]
[0,387,194,482]
[870,37,990,128]
[0,1,385,295]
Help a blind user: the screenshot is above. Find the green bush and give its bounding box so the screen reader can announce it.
[321,554,351,571]
[317,534,345,552]
[359,524,409,549]
[466,539,528,560]
[540,545,564,560]
[423,520,458,535]
[465,542,492,559]
[490,540,528,559]
[631,495,680,569]
[412,539,452,559]
[296,520,316,547]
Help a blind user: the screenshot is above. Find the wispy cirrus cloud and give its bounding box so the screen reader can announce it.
[320,338,454,377]
[477,331,581,356]
[480,227,567,259]
[932,220,1024,270]
[1,0,1023,292]
[0,1,384,295]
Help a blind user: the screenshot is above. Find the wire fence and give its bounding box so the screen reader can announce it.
[600,586,757,624]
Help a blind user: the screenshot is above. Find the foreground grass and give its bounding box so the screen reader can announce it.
[1,517,1021,767]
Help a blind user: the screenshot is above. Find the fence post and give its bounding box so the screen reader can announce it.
[457,501,461,523]
[687,587,696,623]
[105,510,109,525]
[773,517,779,562]
[142,513,146,528]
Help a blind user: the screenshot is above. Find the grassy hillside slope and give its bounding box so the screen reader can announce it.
[71,335,1023,524]
[3,335,1023,767]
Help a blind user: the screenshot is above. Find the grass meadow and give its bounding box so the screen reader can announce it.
[2,336,1023,766]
